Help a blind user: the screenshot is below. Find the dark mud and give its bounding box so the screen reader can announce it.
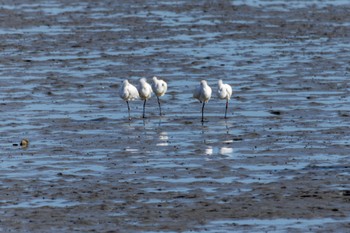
[1,0,350,232]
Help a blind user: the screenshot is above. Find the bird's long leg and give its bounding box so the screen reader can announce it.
[157,96,162,116]
[127,101,131,120]
[143,100,146,118]
[225,100,228,119]
[201,102,205,122]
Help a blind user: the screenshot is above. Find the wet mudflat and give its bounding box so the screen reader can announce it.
[0,0,350,232]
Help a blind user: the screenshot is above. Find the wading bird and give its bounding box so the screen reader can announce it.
[217,79,233,118]
[138,78,152,118]
[152,76,167,116]
[119,80,139,120]
[193,80,212,122]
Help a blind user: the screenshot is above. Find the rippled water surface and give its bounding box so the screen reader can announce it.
[0,0,350,232]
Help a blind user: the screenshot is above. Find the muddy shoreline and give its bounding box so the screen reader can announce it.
[0,0,350,232]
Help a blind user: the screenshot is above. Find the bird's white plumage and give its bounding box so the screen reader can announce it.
[152,76,167,97]
[193,80,212,122]
[193,80,212,103]
[138,78,152,100]
[119,80,139,120]
[152,76,167,116]
[119,80,139,101]
[217,79,233,118]
[217,79,232,100]
[138,78,153,118]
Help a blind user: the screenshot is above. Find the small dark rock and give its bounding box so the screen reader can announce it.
[269,110,281,115]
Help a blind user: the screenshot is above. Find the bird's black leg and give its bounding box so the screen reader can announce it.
[201,102,205,122]
[157,96,162,116]
[143,100,146,118]
[127,101,131,120]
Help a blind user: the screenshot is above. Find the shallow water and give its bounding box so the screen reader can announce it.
[0,0,350,232]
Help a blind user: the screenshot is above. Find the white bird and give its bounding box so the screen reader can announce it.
[152,76,167,116]
[138,78,152,118]
[119,80,139,120]
[217,79,233,118]
[193,80,212,122]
